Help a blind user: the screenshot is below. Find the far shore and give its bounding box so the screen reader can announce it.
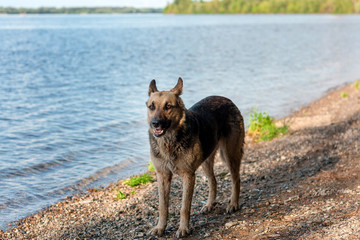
[2,80,360,239]
[0,7,163,15]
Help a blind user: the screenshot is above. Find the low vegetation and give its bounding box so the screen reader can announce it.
[164,0,360,14]
[86,187,103,193]
[341,92,349,98]
[116,190,127,200]
[355,80,359,90]
[148,161,155,172]
[248,109,288,142]
[123,173,153,187]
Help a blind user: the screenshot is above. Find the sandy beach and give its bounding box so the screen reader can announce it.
[2,81,360,240]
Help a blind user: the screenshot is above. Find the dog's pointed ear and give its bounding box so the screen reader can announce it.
[170,77,183,96]
[148,79,158,96]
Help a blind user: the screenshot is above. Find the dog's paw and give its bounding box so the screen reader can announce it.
[226,202,239,214]
[176,226,190,238]
[149,226,165,236]
[200,202,216,213]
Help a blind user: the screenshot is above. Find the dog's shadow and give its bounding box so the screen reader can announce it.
[57,113,359,240]
[150,117,349,239]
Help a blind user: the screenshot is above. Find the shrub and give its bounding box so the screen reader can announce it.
[248,109,288,142]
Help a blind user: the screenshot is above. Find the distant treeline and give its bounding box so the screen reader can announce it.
[0,7,162,14]
[164,0,360,14]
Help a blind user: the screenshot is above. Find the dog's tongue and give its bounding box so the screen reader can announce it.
[155,129,163,134]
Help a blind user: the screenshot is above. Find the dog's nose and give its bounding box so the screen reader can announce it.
[151,119,161,128]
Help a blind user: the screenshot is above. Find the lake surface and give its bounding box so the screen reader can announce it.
[0,14,360,230]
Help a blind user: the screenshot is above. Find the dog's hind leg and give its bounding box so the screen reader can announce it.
[200,151,217,213]
[220,135,244,213]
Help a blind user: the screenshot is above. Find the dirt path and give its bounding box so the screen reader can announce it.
[2,81,360,240]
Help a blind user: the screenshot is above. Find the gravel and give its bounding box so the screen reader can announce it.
[2,82,360,240]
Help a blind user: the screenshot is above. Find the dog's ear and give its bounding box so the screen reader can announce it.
[148,79,158,96]
[170,77,183,96]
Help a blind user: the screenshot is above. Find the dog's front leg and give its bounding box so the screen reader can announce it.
[176,172,195,238]
[150,170,172,236]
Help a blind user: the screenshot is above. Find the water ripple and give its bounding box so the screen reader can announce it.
[1,14,360,230]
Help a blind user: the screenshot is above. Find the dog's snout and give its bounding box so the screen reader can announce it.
[151,119,161,128]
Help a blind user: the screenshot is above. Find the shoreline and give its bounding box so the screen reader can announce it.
[2,80,360,239]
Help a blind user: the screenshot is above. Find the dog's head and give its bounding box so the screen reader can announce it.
[146,78,185,137]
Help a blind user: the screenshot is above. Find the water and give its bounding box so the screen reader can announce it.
[0,14,360,230]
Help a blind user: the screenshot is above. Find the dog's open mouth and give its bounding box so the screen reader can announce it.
[153,128,165,137]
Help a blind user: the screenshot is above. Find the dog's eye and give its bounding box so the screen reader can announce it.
[148,104,155,111]
[165,103,172,110]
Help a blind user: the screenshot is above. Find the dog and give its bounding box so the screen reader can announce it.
[146,78,245,237]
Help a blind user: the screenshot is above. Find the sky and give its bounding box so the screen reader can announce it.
[0,0,171,8]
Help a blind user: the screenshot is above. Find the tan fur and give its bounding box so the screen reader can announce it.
[146,78,245,238]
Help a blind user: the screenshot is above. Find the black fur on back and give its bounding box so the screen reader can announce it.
[149,96,243,162]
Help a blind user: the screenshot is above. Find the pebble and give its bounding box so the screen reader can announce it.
[225,221,236,228]
[3,86,360,239]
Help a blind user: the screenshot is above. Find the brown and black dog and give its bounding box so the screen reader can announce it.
[146,78,245,237]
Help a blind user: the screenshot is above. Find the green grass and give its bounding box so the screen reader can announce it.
[116,191,127,200]
[148,161,155,172]
[355,80,359,90]
[341,92,349,98]
[248,109,288,142]
[123,173,153,187]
